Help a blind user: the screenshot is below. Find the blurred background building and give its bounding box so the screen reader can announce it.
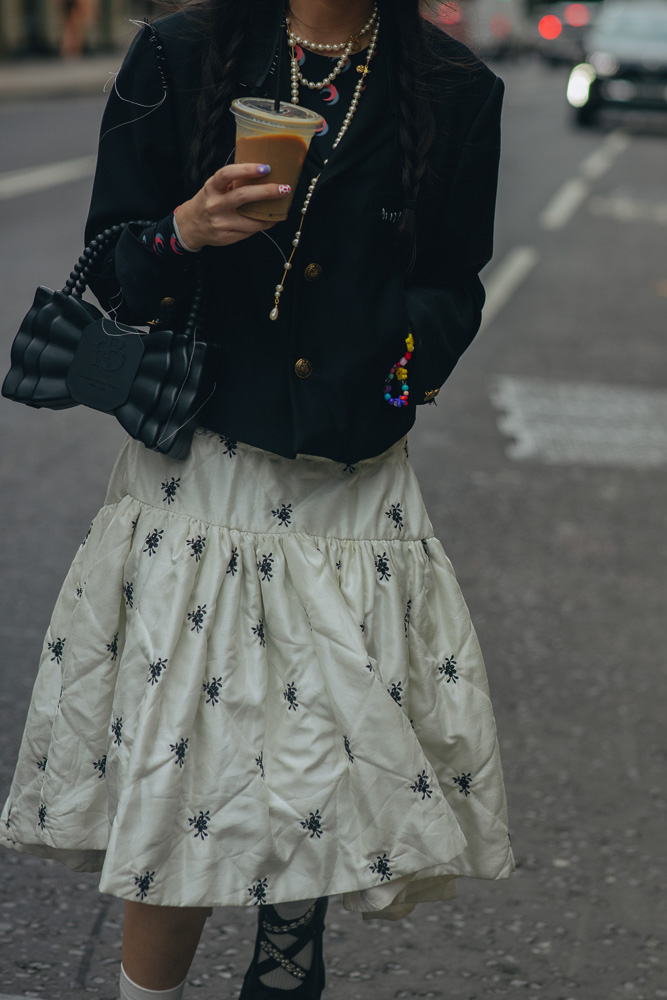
[0,0,154,57]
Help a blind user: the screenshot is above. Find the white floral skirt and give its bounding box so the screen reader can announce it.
[0,429,514,920]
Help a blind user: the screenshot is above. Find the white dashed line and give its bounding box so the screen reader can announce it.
[539,176,590,230]
[0,155,95,200]
[589,193,667,225]
[491,376,667,467]
[579,129,630,180]
[481,246,539,330]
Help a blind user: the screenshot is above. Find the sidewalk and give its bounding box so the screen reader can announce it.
[0,54,122,101]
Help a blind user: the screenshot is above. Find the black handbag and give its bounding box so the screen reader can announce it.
[1,221,214,461]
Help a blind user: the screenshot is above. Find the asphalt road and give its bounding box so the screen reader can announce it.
[1,56,666,1000]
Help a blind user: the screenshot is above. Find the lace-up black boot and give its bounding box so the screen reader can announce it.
[239,897,328,999]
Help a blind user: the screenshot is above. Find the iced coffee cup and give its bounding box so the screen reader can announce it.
[231,98,323,222]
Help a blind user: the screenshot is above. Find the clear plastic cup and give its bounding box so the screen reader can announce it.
[231,98,323,222]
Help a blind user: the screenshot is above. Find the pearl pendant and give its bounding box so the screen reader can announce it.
[270,307,279,321]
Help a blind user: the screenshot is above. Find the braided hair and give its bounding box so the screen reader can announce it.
[166,0,462,272]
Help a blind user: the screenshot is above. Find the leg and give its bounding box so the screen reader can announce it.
[122,901,211,990]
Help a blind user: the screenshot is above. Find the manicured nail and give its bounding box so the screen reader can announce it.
[279,185,292,195]
[257,164,271,175]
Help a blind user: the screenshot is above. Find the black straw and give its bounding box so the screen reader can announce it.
[274,17,285,113]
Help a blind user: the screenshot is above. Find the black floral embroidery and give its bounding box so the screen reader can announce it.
[283,682,299,711]
[131,517,138,533]
[111,717,123,746]
[252,620,266,647]
[369,853,393,882]
[4,805,11,830]
[148,657,168,686]
[161,477,181,505]
[186,535,206,562]
[359,622,366,633]
[271,503,293,527]
[80,523,93,547]
[48,637,65,664]
[388,681,403,706]
[188,810,211,840]
[187,605,207,633]
[365,662,374,672]
[343,735,355,763]
[257,553,274,582]
[385,502,404,531]
[248,877,268,906]
[438,656,459,683]
[37,804,46,830]
[404,599,412,637]
[336,560,342,571]
[124,581,134,609]
[255,751,265,779]
[411,770,432,800]
[107,633,119,661]
[202,677,222,705]
[453,772,472,796]
[76,584,83,599]
[375,552,391,581]
[227,547,239,576]
[421,538,430,557]
[220,435,238,457]
[93,755,107,778]
[143,528,164,557]
[343,463,357,474]
[36,756,47,772]
[301,809,323,839]
[133,870,155,900]
[404,439,409,458]
[170,738,189,768]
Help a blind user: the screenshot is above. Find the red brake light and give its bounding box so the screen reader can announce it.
[564,3,590,27]
[539,14,563,39]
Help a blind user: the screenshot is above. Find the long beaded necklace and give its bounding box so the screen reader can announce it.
[287,4,378,102]
[269,11,380,322]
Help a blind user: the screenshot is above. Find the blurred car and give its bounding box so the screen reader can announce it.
[535,1,603,65]
[425,1,533,60]
[566,0,667,125]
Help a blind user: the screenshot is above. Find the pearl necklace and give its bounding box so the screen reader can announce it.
[288,4,378,102]
[269,13,380,322]
[287,5,377,53]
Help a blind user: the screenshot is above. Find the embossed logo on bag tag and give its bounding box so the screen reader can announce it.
[66,318,146,411]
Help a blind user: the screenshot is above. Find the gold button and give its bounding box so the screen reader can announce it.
[295,358,313,379]
[304,263,323,282]
[424,388,440,403]
[160,296,176,308]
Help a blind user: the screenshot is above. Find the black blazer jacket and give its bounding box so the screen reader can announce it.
[85,6,504,463]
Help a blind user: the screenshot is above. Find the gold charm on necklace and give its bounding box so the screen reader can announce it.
[350,34,361,53]
[357,63,371,78]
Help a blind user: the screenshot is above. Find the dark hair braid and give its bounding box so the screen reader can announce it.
[385,2,438,273]
[183,1,266,191]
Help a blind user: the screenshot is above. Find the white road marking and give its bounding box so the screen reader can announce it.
[481,246,539,330]
[539,177,590,230]
[0,155,95,200]
[491,376,667,468]
[589,193,667,225]
[579,129,630,180]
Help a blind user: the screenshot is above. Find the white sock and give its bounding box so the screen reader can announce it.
[119,964,187,1000]
[259,898,319,991]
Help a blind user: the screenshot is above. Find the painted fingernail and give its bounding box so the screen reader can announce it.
[257,164,271,175]
[279,185,292,195]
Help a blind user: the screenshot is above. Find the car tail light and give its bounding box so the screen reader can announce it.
[539,14,563,39]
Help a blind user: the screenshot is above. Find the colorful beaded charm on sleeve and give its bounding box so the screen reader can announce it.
[384,331,414,407]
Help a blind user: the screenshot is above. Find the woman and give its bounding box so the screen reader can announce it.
[1,1,513,998]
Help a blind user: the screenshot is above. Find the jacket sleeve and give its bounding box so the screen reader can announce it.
[404,74,504,405]
[84,23,195,326]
